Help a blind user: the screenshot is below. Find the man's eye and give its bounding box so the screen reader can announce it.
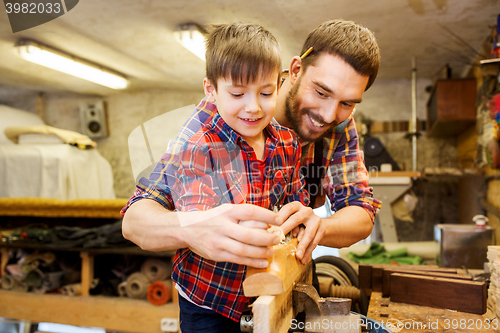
[315,90,326,97]
[341,102,354,108]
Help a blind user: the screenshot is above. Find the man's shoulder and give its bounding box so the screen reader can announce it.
[184,125,216,150]
[320,117,353,143]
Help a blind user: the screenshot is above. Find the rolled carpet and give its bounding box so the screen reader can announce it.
[140,258,171,282]
[125,272,149,299]
[147,280,172,306]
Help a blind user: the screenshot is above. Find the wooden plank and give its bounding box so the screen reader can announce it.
[390,273,487,314]
[371,266,384,292]
[244,238,307,296]
[368,292,498,333]
[0,290,179,333]
[252,261,312,333]
[358,264,372,290]
[367,264,456,292]
[382,269,471,297]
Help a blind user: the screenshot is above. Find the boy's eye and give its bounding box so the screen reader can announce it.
[261,92,274,97]
[230,93,243,98]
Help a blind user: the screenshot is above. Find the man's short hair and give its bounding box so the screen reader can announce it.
[300,19,380,90]
[205,23,282,90]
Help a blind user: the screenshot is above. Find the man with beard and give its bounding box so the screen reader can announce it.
[121,19,381,270]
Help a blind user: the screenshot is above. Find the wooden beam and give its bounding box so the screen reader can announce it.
[390,273,487,314]
[0,247,8,278]
[363,264,456,292]
[252,261,312,333]
[382,269,471,297]
[358,264,372,290]
[80,252,94,296]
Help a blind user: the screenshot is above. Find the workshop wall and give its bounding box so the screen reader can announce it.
[360,78,431,121]
[2,88,204,198]
[99,89,205,198]
[355,77,459,171]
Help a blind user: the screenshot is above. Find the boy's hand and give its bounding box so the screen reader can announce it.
[179,203,282,268]
[277,202,325,265]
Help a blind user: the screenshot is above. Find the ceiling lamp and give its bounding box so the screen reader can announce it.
[173,23,206,61]
[16,40,129,90]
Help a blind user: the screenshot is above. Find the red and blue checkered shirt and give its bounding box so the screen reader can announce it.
[121,98,381,321]
[170,103,308,321]
[122,98,308,321]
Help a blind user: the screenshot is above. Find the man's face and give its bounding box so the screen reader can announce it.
[285,54,369,142]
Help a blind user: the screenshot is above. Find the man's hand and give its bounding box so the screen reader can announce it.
[178,203,282,268]
[278,201,325,265]
[122,200,282,269]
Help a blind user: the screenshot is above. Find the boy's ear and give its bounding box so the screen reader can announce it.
[203,78,217,103]
[288,56,302,85]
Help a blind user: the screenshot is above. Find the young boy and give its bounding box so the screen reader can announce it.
[168,23,309,332]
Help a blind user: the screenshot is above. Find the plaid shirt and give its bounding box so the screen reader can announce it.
[169,105,308,321]
[300,121,381,220]
[120,98,381,320]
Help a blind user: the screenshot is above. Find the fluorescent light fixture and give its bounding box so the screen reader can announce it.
[16,40,129,90]
[173,23,206,61]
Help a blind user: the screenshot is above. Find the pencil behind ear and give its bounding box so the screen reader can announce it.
[203,78,216,103]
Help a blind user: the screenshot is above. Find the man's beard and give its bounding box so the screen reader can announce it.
[284,80,337,142]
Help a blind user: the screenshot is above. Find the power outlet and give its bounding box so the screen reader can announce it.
[160,318,179,332]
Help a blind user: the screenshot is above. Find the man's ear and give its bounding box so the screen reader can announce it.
[203,78,217,103]
[288,56,302,85]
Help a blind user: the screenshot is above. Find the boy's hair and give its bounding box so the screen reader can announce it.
[300,19,380,91]
[205,23,282,90]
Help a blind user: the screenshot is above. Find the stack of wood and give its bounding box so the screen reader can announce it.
[487,245,500,319]
[359,263,487,315]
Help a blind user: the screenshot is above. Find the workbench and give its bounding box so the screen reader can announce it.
[367,292,499,333]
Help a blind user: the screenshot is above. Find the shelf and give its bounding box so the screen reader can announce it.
[0,243,175,257]
[368,170,421,178]
[0,198,129,219]
[0,290,178,333]
[0,198,180,332]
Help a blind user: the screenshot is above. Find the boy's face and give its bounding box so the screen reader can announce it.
[206,71,279,144]
[285,53,369,142]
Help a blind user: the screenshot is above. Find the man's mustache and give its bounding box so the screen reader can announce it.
[301,108,338,128]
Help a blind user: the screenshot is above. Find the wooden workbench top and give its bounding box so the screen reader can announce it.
[367,292,499,333]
